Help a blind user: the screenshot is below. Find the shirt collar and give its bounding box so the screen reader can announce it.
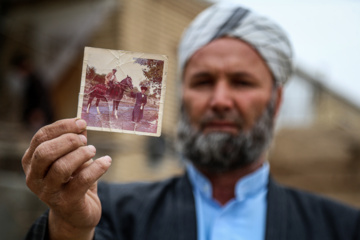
[186,161,270,202]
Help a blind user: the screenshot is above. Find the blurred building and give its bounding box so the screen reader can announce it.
[271,66,360,207]
[0,0,210,238]
[0,0,359,238]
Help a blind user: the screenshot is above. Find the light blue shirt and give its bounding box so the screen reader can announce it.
[186,162,269,240]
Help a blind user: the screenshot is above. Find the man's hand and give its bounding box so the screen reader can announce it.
[22,118,112,240]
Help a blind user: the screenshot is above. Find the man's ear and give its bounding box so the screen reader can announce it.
[274,86,283,119]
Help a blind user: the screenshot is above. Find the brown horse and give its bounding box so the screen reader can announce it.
[86,82,108,114]
[86,75,133,116]
[108,75,134,118]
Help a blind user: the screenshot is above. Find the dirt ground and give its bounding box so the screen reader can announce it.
[80,95,159,134]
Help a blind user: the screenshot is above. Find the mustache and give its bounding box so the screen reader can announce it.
[199,111,244,131]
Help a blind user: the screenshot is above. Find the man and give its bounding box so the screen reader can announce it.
[105,68,117,85]
[109,75,133,119]
[130,85,148,122]
[23,3,359,240]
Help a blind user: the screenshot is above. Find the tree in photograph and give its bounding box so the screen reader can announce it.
[126,86,139,97]
[86,65,105,85]
[86,65,96,80]
[92,74,106,85]
[134,58,164,95]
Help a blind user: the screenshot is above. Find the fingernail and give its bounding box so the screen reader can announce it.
[104,155,112,165]
[88,145,96,153]
[79,134,87,144]
[76,119,87,130]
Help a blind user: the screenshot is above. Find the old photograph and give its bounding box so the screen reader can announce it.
[77,47,168,137]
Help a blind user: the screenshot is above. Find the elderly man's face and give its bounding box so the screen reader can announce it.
[183,37,277,135]
[179,37,282,172]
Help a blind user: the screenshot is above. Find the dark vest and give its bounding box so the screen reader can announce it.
[25,174,360,240]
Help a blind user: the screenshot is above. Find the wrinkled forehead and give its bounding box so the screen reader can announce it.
[178,2,293,86]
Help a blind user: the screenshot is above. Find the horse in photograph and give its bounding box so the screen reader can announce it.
[108,75,134,119]
[86,82,108,114]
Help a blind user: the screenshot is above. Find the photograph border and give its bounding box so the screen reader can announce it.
[77,46,168,137]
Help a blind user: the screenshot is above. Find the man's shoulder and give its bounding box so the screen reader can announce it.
[269,179,360,235]
[267,179,360,239]
[279,182,359,214]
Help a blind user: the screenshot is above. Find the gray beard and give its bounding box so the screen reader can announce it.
[176,94,276,174]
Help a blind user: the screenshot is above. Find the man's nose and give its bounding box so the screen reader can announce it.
[210,80,234,112]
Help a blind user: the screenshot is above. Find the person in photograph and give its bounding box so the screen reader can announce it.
[105,68,117,85]
[130,85,148,122]
[109,75,133,119]
[105,68,118,117]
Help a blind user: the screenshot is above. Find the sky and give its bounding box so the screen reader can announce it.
[209,0,360,107]
[84,47,168,95]
[85,47,147,89]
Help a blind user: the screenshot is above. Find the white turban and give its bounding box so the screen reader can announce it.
[178,3,293,85]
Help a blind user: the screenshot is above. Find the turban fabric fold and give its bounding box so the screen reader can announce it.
[178,3,293,85]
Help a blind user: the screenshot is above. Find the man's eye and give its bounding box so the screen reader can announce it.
[191,79,213,88]
[231,79,254,87]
